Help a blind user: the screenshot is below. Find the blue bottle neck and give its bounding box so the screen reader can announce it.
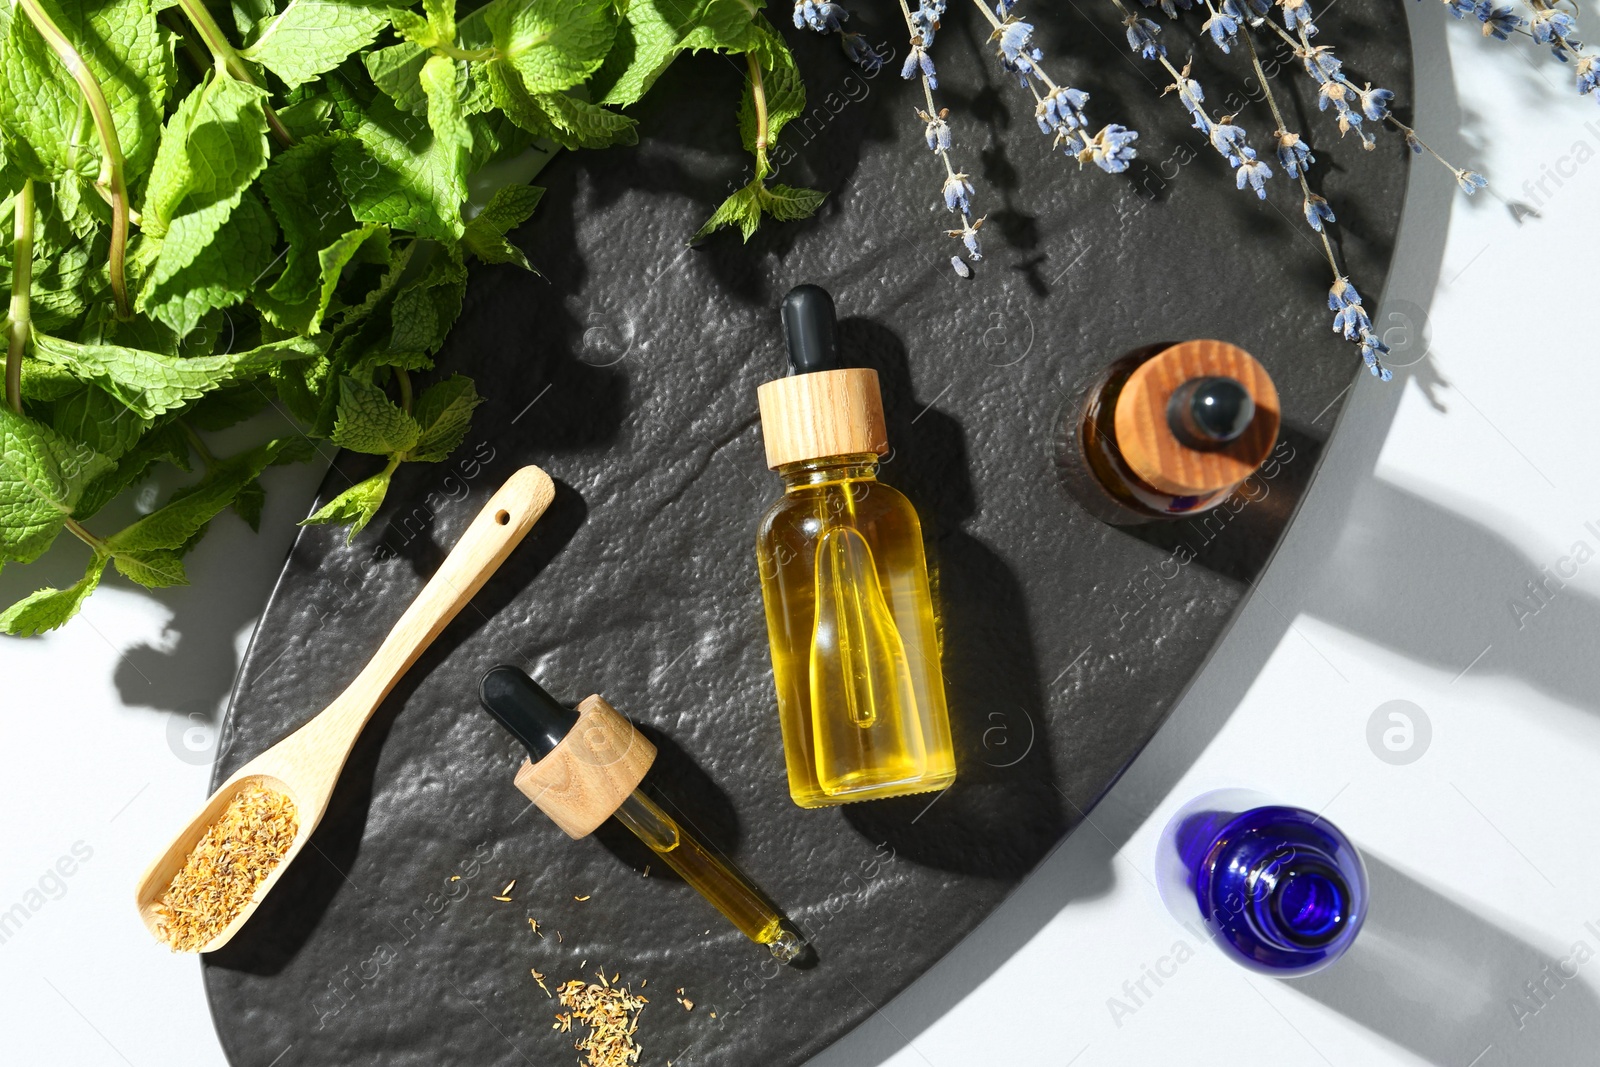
[1185,804,1368,977]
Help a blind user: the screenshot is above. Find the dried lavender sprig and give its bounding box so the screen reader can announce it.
[1112,0,1276,197]
[977,0,1141,174]
[893,0,988,275]
[1415,0,1597,104]
[1255,12,1489,192]
[1523,0,1600,104]
[1238,25,1393,379]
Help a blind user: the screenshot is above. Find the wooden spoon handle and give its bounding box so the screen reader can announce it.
[334,465,555,727]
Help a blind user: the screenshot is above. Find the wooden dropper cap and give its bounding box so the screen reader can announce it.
[479,667,656,840]
[757,285,888,470]
[1112,340,1280,497]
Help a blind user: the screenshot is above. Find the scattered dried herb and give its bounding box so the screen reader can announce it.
[556,970,648,1067]
[155,782,296,952]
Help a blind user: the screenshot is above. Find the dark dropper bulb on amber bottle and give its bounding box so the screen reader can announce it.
[780,284,840,374]
[1167,376,1256,450]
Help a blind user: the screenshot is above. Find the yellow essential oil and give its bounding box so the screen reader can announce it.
[611,791,799,958]
[754,285,956,808]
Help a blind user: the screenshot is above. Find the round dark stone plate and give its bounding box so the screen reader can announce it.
[205,4,1412,1065]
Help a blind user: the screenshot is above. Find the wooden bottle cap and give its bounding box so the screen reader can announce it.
[512,695,656,839]
[757,368,888,470]
[1113,340,1280,497]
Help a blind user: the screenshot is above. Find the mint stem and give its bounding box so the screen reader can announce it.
[179,419,218,469]
[64,518,105,552]
[17,0,131,319]
[6,179,33,414]
[746,52,770,177]
[174,0,293,147]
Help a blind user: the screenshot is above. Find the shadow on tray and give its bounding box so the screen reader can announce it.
[836,317,1067,879]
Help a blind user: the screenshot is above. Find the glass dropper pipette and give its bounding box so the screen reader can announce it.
[478,665,802,962]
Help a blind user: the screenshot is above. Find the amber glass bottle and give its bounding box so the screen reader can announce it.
[1056,340,1280,525]
[755,286,956,808]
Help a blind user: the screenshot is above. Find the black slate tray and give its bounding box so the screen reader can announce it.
[204,4,1412,1064]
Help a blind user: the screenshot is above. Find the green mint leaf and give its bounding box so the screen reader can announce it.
[739,16,805,150]
[242,0,389,89]
[465,108,537,171]
[0,406,114,563]
[0,185,103,332]
[51,387,151,460]
[233,477,266,530]
[486,59,557,141]
[388,7,438,48]
[330,375,419,454]
[405,373,479,461]
[31,332,322,420]
[112,547,188,588]
[488,0,616,94]
[365,0,495,112]
[141,73,271,237]
[265,221,391,335]
[386,240,465,358]
[334,85,468,242]
[0,0,171,182]
[0,551,109,635]
[139,189,279,336]
[19,358,81,401]
[422,0,456,42]
[257,134,361,323]
[420,51,473,194]
[228,0,276,37]
[107,436,301,552]
[277,94,336,139]
[532,90,636,149]
[463,183,542,267]
[692,178,761,243]
[759,182,826,222]
[301,462,393,539]
[596,0,759,107]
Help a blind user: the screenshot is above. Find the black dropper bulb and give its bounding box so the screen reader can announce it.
[478,665,579,761]
[780,284,839,374]
[1167,376,1256,449]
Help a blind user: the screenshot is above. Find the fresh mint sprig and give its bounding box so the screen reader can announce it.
[0,0,818,634]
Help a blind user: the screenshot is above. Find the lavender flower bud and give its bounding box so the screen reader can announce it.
[1275,129,1314,177]
[942,172,974,213]
[1084,124,1139,173]
[1203,11,1240,52]
[1303,193,1335,232]
[1356,83,1394,120]
[1123,16,1165,60]
[1235,148,1273,198]
[1474,1,1524,40]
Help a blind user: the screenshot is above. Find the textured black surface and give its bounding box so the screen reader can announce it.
[205,6,1412,1065]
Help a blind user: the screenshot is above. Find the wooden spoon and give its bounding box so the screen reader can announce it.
[135,464,556,952]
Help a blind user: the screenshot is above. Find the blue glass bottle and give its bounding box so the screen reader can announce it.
[1155,790,1368,977]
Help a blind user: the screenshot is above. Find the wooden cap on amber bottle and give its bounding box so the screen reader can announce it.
[1113,340,1280,497]
[511,695,656,840]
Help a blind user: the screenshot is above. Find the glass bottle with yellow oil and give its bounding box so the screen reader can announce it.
[754,285,956,808]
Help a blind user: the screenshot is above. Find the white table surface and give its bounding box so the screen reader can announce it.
[5,6,1598,1064]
